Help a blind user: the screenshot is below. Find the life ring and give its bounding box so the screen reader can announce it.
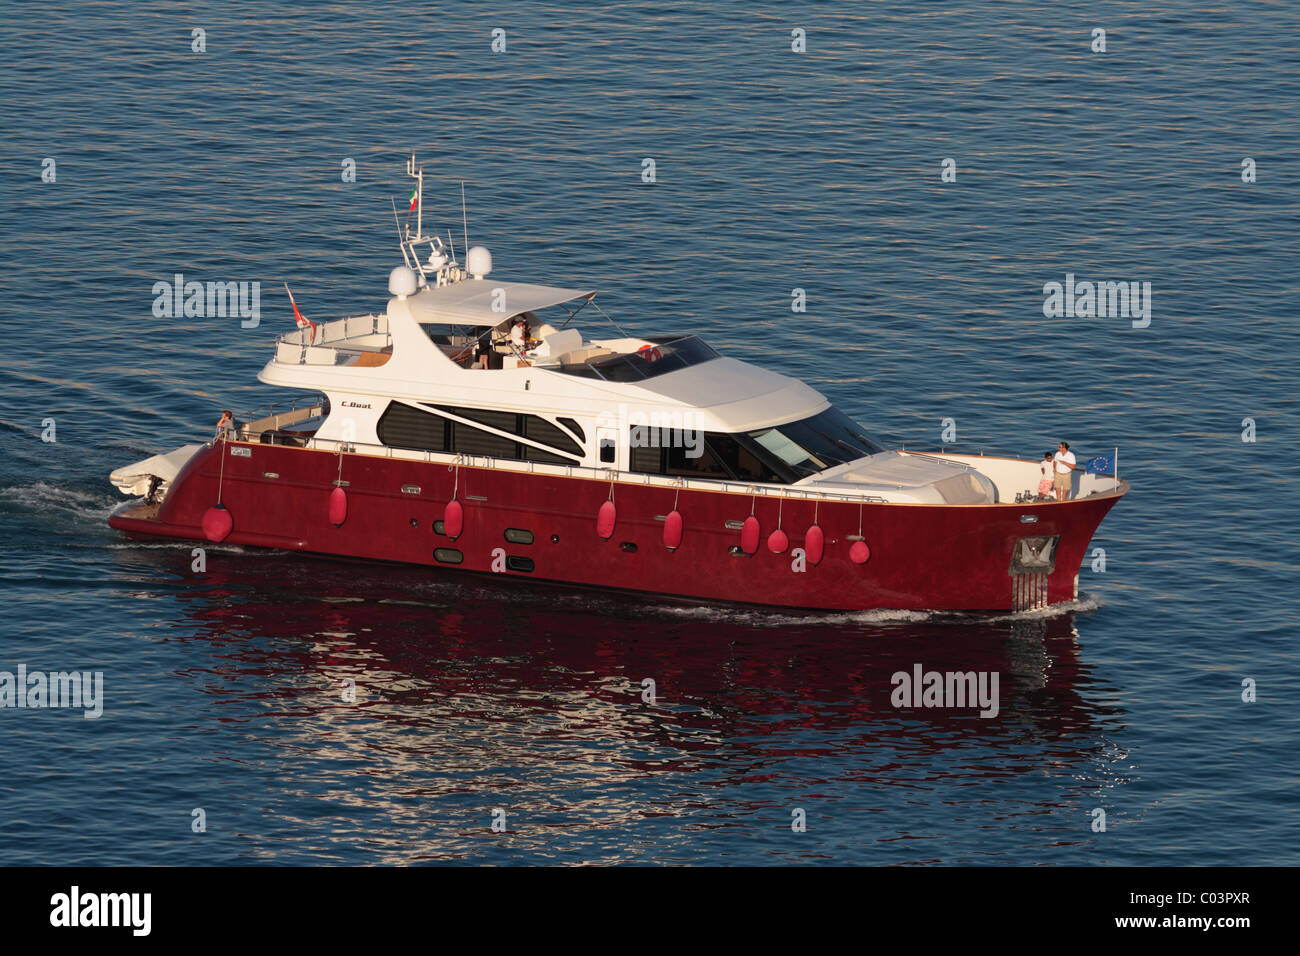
[637,344,662,362]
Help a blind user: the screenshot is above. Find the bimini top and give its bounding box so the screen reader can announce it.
[406,279,595,325]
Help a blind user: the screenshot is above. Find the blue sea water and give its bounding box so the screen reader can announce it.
[0,1,1296,865]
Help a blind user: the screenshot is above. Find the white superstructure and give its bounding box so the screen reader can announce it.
[252,156,1001,506]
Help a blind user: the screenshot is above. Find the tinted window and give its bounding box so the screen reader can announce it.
[430,404,582,459]
[552,335,719,381]
[379,401,586,463]
[523,445,570,465]
[629,430,782,483]
[452,419,516,457]
[451,407,516,434]
[707,434,783,484]
[378,402,447,451]
[664,441,729,480]
[593,355,647,382]
[747,407,883,479]
[523,415,583,457]
[630,441,662,474]
[558,417,585,443]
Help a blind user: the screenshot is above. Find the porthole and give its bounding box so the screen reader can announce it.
[433,548,463,564]
[433,520,445,535]
[505,555,534,573]
[620,542,638,553]
[504,528,534,546]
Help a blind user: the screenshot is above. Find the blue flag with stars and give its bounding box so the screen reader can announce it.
[1086,453,1115,475]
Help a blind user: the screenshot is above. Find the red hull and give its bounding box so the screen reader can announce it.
[108,442,1123,612]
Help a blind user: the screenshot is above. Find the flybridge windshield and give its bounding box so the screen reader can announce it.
[553,335,718,380]
[747,407,884,479]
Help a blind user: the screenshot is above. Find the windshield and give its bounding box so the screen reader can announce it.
[551,335,719,380]
[746,407,883,480]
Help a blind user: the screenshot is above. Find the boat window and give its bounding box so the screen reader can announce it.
[558,417,585,443]
[523,415,583,457]
[378,402,583,462]
[630,441,661,474]
[451,407,516,435]
[664,441,730,480]
[377,402,448,452]
[550,335,719,380]
[505,555,535,573]
[623,408,879,484]
[523,445,570,465]
[705,434,784,484]
[751,428,823,470]
[631,430,782,483]
[431,405,583,458]
[452,419,517,458]
[504,528,534,545]
[433,548,464,564]
[746,407,883,480]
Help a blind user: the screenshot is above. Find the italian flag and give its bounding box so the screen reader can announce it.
[408,188,418,212]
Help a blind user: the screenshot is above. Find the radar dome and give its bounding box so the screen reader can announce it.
[466,246,493,279]
[388,266,417,298]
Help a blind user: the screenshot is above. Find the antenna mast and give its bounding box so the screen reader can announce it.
[399,153,465,288]
[391,198,413,269]
[460,180,469,254]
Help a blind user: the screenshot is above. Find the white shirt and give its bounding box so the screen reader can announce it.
[509,324,525,348]
[1040,460,1053,480]
[1054,450,1075,474]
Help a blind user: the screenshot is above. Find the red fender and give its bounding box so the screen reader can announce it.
[328,486,348,528]
[597,499,617,539]
[740,515,760,555]
[663,509,683,550]
[202,504,233,543]
[804,524,824,565]
[849,540,871,564]
[444,499,464,539]
[767,528,789,554]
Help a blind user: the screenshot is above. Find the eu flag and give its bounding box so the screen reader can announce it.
[1086,453,1115,475]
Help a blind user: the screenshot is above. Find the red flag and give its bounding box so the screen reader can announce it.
[408,188,418,212]
[285,284,316,341]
